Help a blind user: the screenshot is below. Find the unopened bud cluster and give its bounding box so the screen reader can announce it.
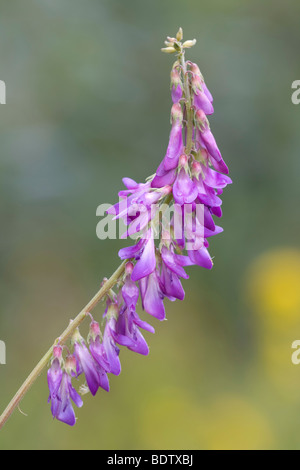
[161,27,196,54]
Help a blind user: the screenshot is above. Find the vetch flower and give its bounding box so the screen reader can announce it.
[50,372,83,426]
[162,103,184,171]
[42,28,231,427]
[73,329,109,395]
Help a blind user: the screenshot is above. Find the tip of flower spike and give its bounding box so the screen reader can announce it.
[176,27,183,42]
[162,29,197,56]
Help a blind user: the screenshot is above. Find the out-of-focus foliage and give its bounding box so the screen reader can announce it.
[0,0,300,450]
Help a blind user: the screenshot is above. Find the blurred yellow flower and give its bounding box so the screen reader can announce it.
[246,248,300,328]
[204,395,274,450]
[138,387,205,449]
[245,248,300,394]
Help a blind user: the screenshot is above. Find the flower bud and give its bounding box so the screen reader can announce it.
[195,109,208,129]
[125,261,134,275]
[189,62,203,79]
[176,27,183,41]
[161,47,176,54]
[89,321,101,342]
[71,327,84,346]
[171,68,183,104]
[179,154,188,168]
[170,68,182,88]
[162,185,172,195]
[53,345,62,359]
[171,103,183,123]
[183,39,197,48]
[106,302,119,320]
[191,74,203,93]
[191,160,202,178]
[65,354,77,377]
[198,148,209,164]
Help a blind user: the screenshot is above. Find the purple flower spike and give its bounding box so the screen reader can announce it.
[45,32,231,427]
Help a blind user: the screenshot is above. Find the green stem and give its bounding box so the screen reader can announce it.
[179,50,194,154]
[0,260,127,430]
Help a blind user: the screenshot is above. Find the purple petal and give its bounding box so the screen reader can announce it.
[47,358,62,401]
[202,82,213,102]
[160,263,185,301]
[67,375,83,409]
[204,225,223,238]
[131,231,156,281]
[188,246,213,269]
[202,165,232,189]
[127,328,149,356]
[172,83,183,103]
[193,90,214,115]
[118,237,145,260]
[151,160,177,188]
[74,342,100,396]
[161,245,189,279]
[132,310,155,334]
[194,178,222,208]
[122,276,139,311]
[142,271,165,320]
[163,121,183,171]
[199,128,222,163]
[203,206,216,231]
[173,169,198,205]
[122,177,139,189]
[55,373,76,426]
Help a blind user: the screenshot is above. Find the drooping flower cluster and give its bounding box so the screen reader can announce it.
[47,29,231,426]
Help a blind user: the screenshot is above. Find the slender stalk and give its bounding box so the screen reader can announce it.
[0,260,127,430]
[179,50,194,154]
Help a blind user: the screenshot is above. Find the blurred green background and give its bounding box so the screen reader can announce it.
[1,0,300,450]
